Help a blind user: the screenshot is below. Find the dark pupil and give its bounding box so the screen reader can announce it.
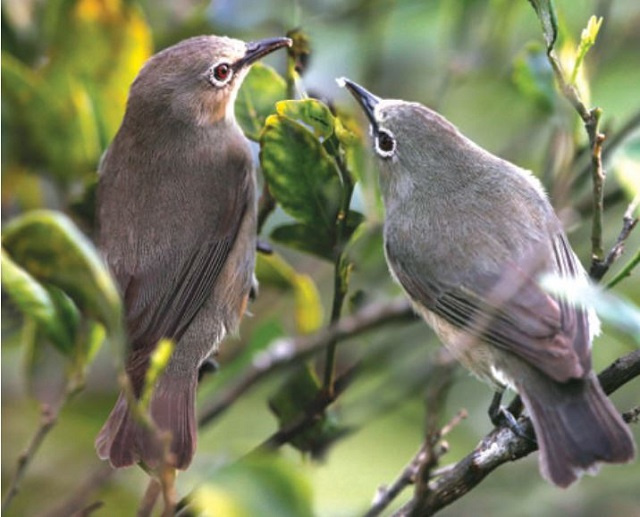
[378,132,394,152]
[214,64,230,81]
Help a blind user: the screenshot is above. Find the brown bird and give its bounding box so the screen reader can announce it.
[95,35,291,470]
[340,77,635,487]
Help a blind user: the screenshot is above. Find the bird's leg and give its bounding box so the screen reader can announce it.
[488,390,534,442]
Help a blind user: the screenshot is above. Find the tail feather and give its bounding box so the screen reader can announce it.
[95,373,197,470]
[518,372,635,487]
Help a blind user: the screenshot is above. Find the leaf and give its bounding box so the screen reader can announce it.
[140,339,174,411]
[1,249,78,355]
[235,63,287,140]
[512,42,555,111]
[255,253,324,334]
[570,15,603,85]
[268,365,348,457]
[192,455,313,517]
[540,274,640,343]
[612,138,640,202]
[2,210,124,350]
[271,211,364,262]
[260,114,342,233]
[528,0,558,51]
[43,0,153,143]
[276,99,335,140]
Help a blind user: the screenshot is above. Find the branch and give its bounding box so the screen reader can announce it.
[577,108,640,181]
[601,195,640,287]
[2,403,59,512]
[323,152,356,393]
[537,14,611,276]
[392,349,640,516]
[198,297,413,429]
[40,465,113,517]
[251,363,359,454]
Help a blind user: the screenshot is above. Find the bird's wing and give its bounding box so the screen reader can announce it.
[105,175,252,389]
[386,233,590,382]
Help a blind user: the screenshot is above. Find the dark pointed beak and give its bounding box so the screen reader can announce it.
[337,77,381,133]
[235,36,292,70]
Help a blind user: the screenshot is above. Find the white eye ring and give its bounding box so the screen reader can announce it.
[208,61,234,87]
[375,129,396,158]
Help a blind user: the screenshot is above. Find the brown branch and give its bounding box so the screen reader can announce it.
[577,108,640,181]
[40,464,114,517]
[198,297,414,429]
[2,404,59,512]
[364,352,461,517]
[541,26,612,276]
[592,196,639,282]
[138,479,162,517]
[391,349,640,516]
[251,363,359,454]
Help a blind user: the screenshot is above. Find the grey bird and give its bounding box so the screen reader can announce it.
[339,77,635,487]
[95,35,291,470]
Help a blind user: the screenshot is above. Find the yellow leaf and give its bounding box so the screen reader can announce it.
[192,486,250,517]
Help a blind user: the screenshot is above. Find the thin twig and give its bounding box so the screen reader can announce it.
[198,297,413,429]
[364,352,461,517]
[577,108,640,181]
[364,409,466,517]
[71,501,104,517]
[542,23,610,276]
[393,349,640,516]
[592,195,640,282]
[39,464,114,517]
[607,248,640,289]
[138,479,162,517]
[364,445,427,517]
[251,364,359,454]
[2,404,59,512]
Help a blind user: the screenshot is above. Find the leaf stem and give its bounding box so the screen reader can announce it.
[322,154,356,394]
[544,41,609,277]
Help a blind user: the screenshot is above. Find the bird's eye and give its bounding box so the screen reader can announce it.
[209,62,233,87]
[375,129,396,158]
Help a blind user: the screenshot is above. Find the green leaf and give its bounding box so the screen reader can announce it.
[2,210,124,350]
[140,339,174,411]
[271,211,364,262]
[528,0,558,51]
[540,274,640,343]
[268,365,348,457]
[42,0,153,143]
[192,455,313,517]
[236,63,287,140]
[512,42,555,111]
[255,253,324,334]
[570,15,603,85]
[276,99,335,140]
[1,249,78,355]
[260,114,342,233]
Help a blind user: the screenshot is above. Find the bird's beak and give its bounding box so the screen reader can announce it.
[235,36,292,70]
[337,77,381,133]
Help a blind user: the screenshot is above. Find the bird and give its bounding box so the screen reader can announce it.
[95,34,291,470]
[339,77,635,487]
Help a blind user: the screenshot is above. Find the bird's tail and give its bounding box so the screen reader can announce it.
[518,372,635,487]
[95,372,197,470]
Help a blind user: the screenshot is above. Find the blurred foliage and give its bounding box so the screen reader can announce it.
[2,0,640,516]
[192,455,314,517]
